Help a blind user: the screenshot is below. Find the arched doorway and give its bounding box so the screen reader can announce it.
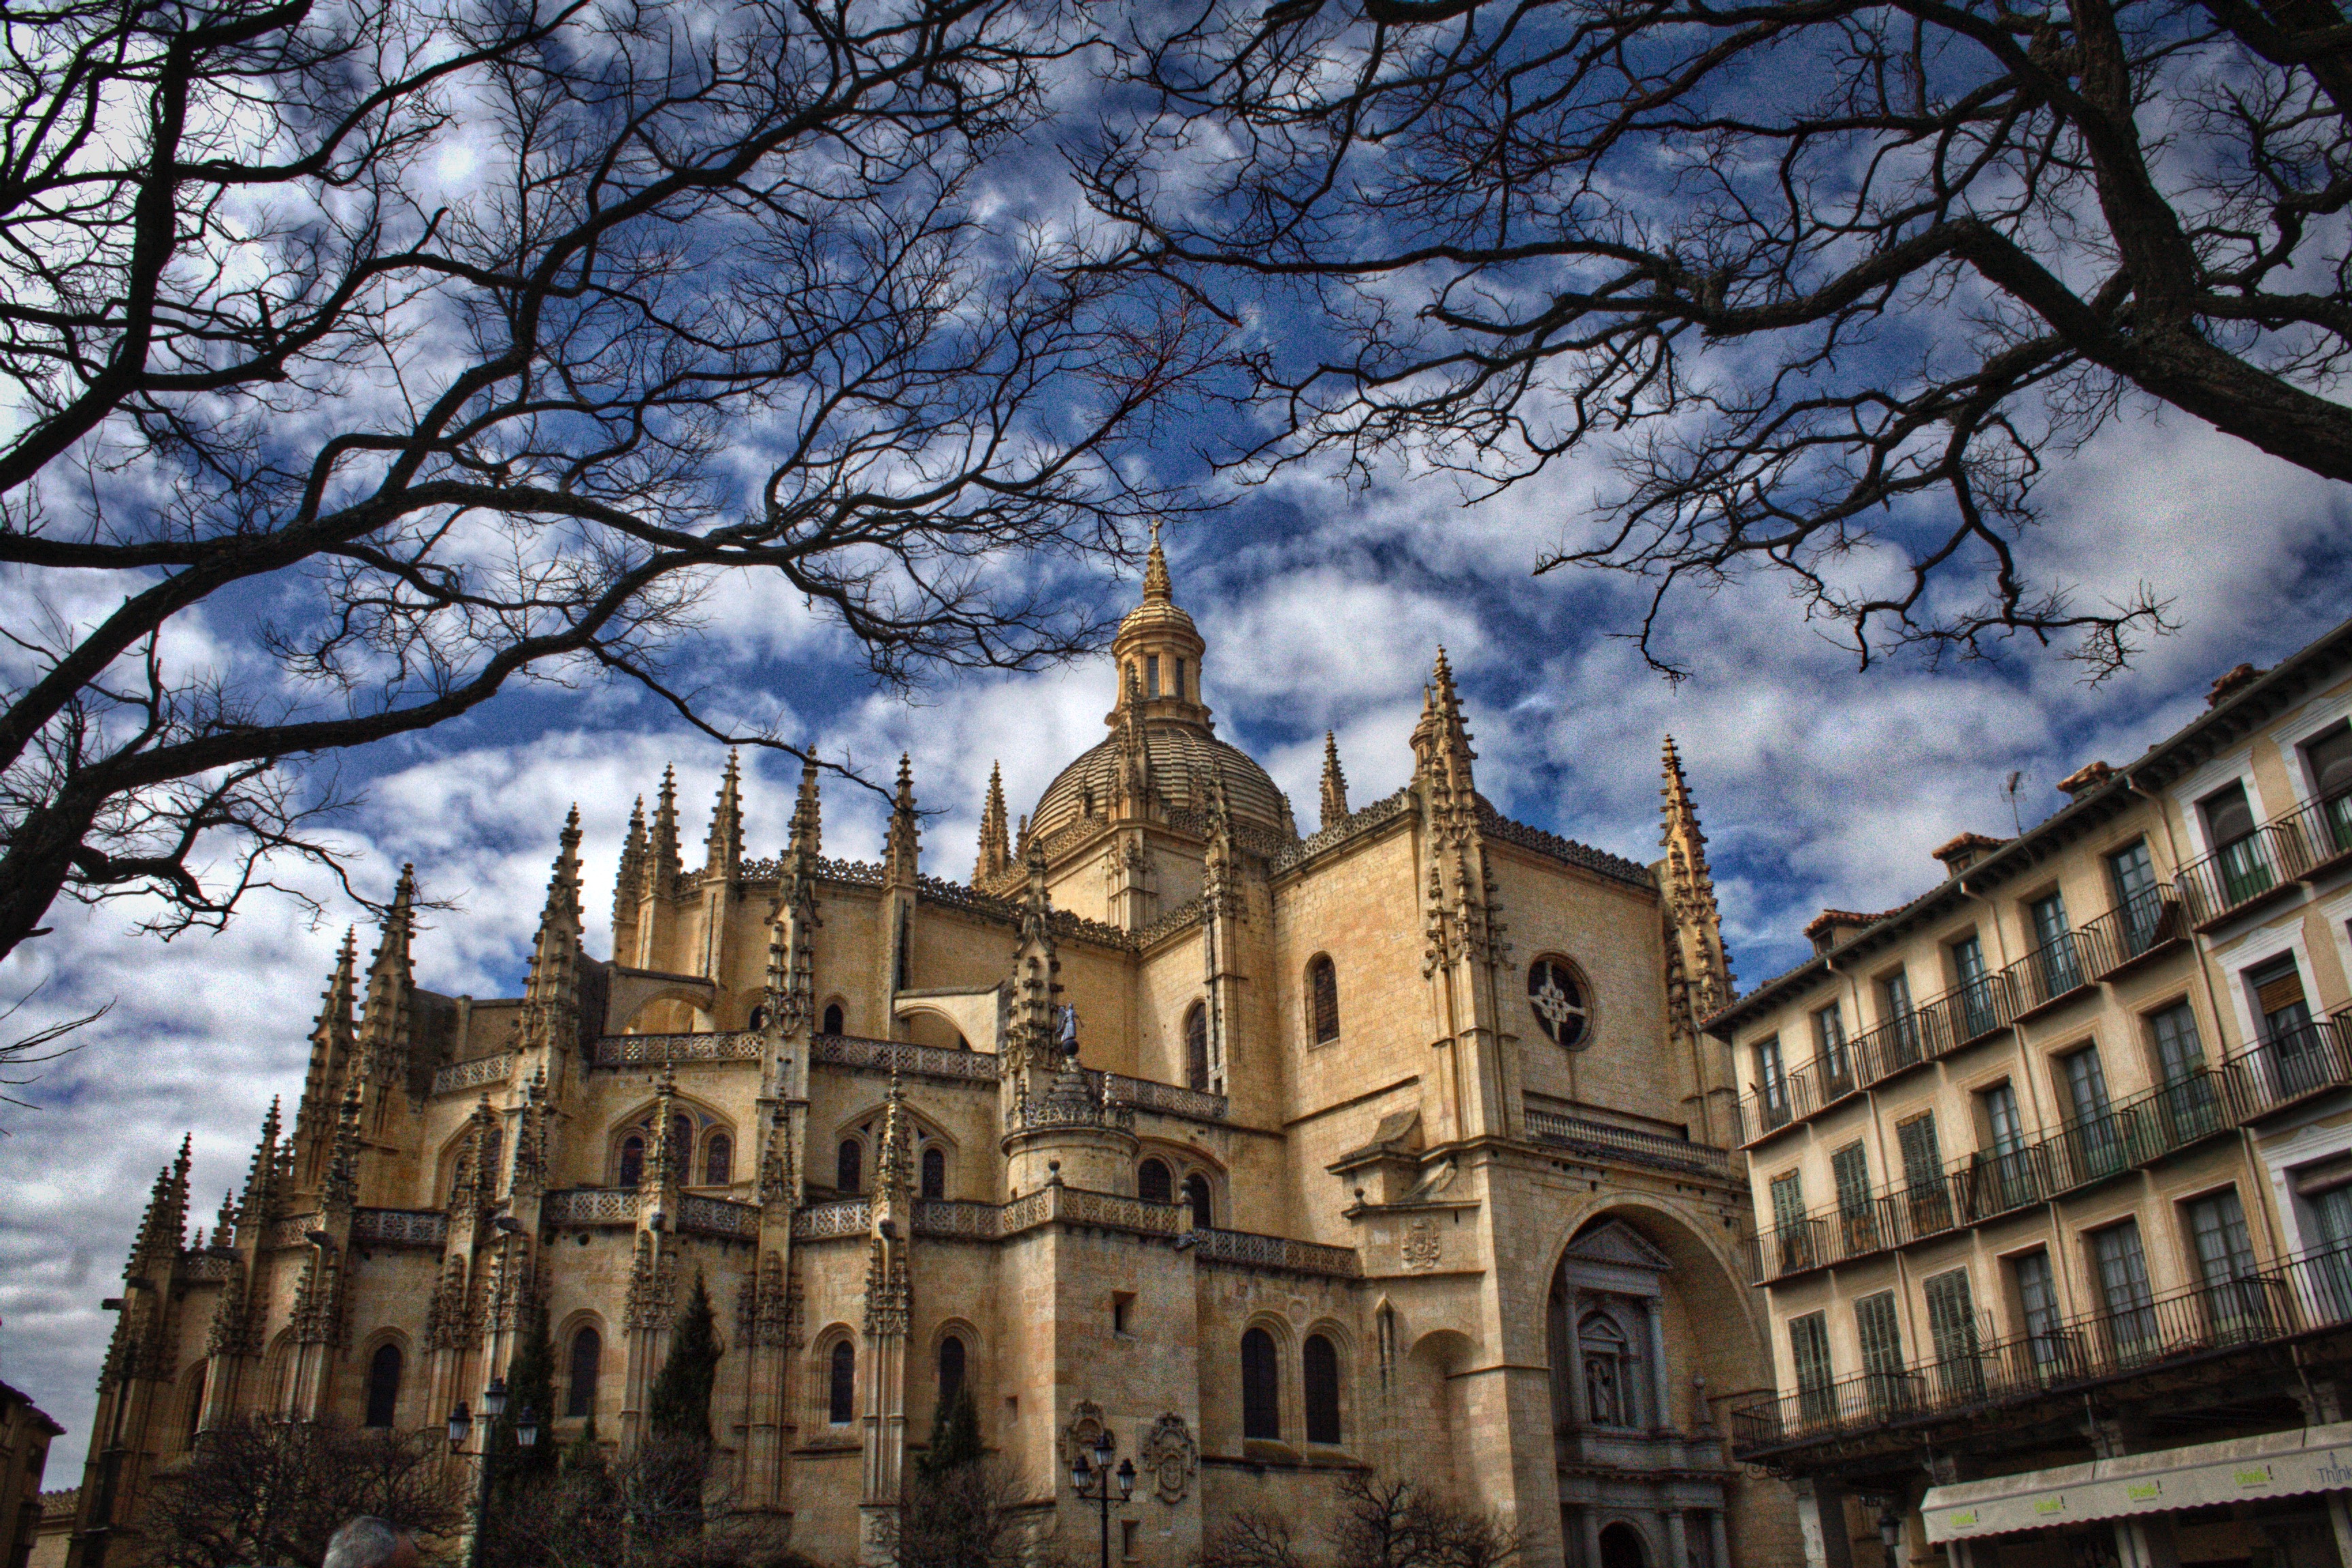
[1599,1522,1647,1568]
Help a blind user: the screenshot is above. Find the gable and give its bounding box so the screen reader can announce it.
[1562,1218,1674,1274]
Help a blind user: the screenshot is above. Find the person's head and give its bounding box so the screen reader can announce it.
[323,1516,416,1568]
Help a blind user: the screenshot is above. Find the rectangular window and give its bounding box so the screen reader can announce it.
[1882,970,1921,1068]
[1897,1112,1953,1235]
[2146,1000,2219,1140]
[2252,954,2313,1035]
[1855,1291,1907,1413]
[1173,658,1186,702]
[1832,1142,1877,1253]
[2012,1251,2068,1377]
[1952,933,2000,1039]
[2061,1046,2124,1181]
[1754,1035,1789,1125]
[1981,1081,2024,1154]
[1814,1004,1850,1086]
[2090,1221,2158,1362]
[2306,723,2352,858]
[2247,955,2325,1101]
[2186,1189,2257,1286]
[2107,839,2168,958]
[1145,654,1161,697]
[2029,892,2083,996]
[1978,1081,2032,1211]
[2202,779,2276,904]
[1122,1520,1141,1561]
[2151,1001,2206,1081]
[1113,1291,1134,1336]
[1923,1269,1983,1399]
[1788,1311,1833,1424]
[1769,1171,1812,1272]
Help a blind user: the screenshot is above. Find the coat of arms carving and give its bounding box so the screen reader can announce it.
[1139,1413,1198,1504]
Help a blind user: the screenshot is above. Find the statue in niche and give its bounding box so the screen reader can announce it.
[1580,1309,1633,1427]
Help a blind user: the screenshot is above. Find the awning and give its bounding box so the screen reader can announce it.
[1921,1420,2352,1542]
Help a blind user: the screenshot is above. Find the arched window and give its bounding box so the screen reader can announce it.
[1529,957,1592,1048]
[1185,1173,1213,1230]
[1186,1003,1210,1092]
[747,1004,766,1030]
[1303,1335,1341,1444]
[828,1341,856,1424]
[704,1132,732,1186]
[365,1343,402,1428]
[1309,957,1340,1045]
[1241,1327,1281,1441]
[837,1139,862,1194]
[921,1146,946,1200]
[670,1115,692,1159]
[1139,1158,1173,1205]
[568,1326,602,1418]
[822,1002,846,1035]
[938,1335,966,1407]
[619,1134,645,1188]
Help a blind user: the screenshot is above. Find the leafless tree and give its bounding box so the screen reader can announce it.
[144,1416,467,1568]
[1085,0,2352,674]
[885,1453,1041,1568]
[1198,1509,1311,1568]
[1196,1472,1518,1568]
[0,0,1224,969]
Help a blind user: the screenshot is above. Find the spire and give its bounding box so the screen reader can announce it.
[1411,648,1477,813]
[787,754,823,864]
[131,1136,193,1269]
[974,762,1010,883]
[357,866,418,1089]
[885,753,920,887]
[651,765,684,898]
[1113,664,1152,814]
[238,1098,284,1232]
[1659,734,1735,1019]
[293,929,359,1189]
[705,751,744,881]
[1142,521,1171,604]
[613,796,649,958]
[523,806,585,1048]
[1320,732,1350,830]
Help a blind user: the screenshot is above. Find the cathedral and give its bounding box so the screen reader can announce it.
[66,544,1799,1568]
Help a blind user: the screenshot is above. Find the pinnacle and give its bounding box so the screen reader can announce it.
[1142,521,1171,603]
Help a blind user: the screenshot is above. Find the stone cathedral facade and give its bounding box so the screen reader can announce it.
[68,545,1799,1568]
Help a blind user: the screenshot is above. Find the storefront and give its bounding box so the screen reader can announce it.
[1921,1423,2352,1568]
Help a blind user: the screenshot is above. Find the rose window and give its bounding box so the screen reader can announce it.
[1528,958,1590,1048]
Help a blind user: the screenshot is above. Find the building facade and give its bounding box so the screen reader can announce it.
[1710,616,2352,1568]
[66,545,1799,1568]
[1,1382,61,1568]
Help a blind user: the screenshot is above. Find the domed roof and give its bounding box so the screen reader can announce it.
[1030,728,1292,843]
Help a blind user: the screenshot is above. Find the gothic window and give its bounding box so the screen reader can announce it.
[619,1134,645,1188]
[183,1365,208,1448]
[823,1002,845,1035]
[671,1115,692,1158]
[364,1343,402,1428]
[567,1327,601,1418]
[1579,1310,1635,1427]
[1303,1334,1342,1445]
[939,1335,966,1407]
[1185,1173,1213,1230]
[1241,1327,1281,1440]
[837,1139,863,1195]
[921,1146,946,1200]
[1139,1158,1173,1205]
[828,1341,856,1425]
[1186,1003,1210,1092]
[1308,957,1341,1044]
[704,1132,732,1187]
[1528,957,1591,1048]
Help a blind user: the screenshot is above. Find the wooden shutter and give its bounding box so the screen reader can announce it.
[2255,961,2307,1018]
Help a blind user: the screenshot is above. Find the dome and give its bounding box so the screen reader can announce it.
[1030,728,1293,843]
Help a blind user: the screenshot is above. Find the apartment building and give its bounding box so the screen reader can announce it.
[1708,615,2352,1568]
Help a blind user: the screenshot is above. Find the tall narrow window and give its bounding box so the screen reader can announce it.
[1854,1292,1905,1413]
[1173,658,1186,700]
[921,1145,946,1200]
[1303,1334,1342,1444]
[2061,1046,2122,1179]
[2306,724,2352,857]
[822,1002,845,1035]
[619,1134,644,1188]
[829,1341,856,1425]
[2187,1188,2259,1330]
[567,1326,601,1418]
[1923,1269,1982,1399]
[1788,1313,1833,1424]
[183,1365,208,1448]
[364,1343,402,1428]
[1813,1004,1849,1085]
[1882,970,1920,1067]
[1309,957,1341,1044]
[1952,934,1998,1039]
[1833,1143,1876,1251]
[1769,1171,1812,1273]
[1138,1158,1173,1205]
[2253,955,2315,1039]
[2203,780,2275,904]
[1753,1035,1788,1125]
[938,1335,966,1409]
[1184,1173,1213,1230]
[1146,654,1161,696]
[704,1132,732,1187]
[837,1139,863,1195]
[1979,1081,2031,1212]
[2150,1000,2219,1137]
[1897,1112,1952,1232]
[1185,1004,1210,1092]
[1241,1328,1281,1440]
[2030,892,2082,995]
[2091,1222,2157,1361]
[2014,1252,2064,1375]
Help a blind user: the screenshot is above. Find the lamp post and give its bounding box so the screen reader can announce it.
[448,1377,537,1568]
[1068,1428,1135,1568]
[1878,1507,1904,1568]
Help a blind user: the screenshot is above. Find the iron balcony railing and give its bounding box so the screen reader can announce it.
[1746,1067,2234,1285]
[2075,886,2189,978]
[1733,1243,2352,1456]
[1737,979,2020,1144]
[1999,932,2094,1019]
[2221,1007,2352,1122]
[2177,787,2352,929]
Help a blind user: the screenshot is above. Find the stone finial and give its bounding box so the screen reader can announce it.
[523,807,586,1045]
[1142,521,1171,604]
[1320,732,1350,830]
[705,751,745,881]
[650,765,683,897]
[975,762,1010,883]
[885,753,920,886]
[787,754,823,864]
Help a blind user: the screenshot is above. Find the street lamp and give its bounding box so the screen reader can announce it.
[1069,1428,1134,1568]
[449,1377,533,1568]
[1878,1508,1904,1568]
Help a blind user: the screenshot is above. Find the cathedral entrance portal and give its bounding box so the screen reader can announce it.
[1599,1523,1649,1568]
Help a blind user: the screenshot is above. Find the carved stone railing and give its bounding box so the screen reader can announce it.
[793,1198,872,1239]
[432,1054,514,1096]
[265,1213,323,1250]
[353,1208,451,1248]
[176,1253,237,1281]
[913,1199,1003,1239]
[1007,1085,1136,1133]
[1524,1109,1731,1178]
[1105,1073,1226,1123]
[915,875,1017,919]
[543,1188,641,1227]
[678,1193,760,1240]
[1270,789,1415,873]
[813,1034,999,1083]
[1474,802,1652,888]
[589,1032,764,1068]
[1000,1185,1184,1240]
[1133,898,1207,948]
[1195,1227,1362,1279]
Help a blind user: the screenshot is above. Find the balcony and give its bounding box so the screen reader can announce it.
[2222,1007,2352,1122]
[1737,981,2016,1145]
[1733,1243,2352,1459]
[1746,1069,2234,1286]
[2076,887,2189,979]
[2178,787,2352,930]
[1998,932,2095,1022]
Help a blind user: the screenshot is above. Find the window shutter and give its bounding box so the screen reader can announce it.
[2306,723,2352,797]
[2203,781,2257,844]
[2255,962,2308,1017]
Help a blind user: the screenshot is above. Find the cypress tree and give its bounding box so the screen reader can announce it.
[647,1272,720,1443]
[493,1305,558,1487]
[918,1383,983,1476]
